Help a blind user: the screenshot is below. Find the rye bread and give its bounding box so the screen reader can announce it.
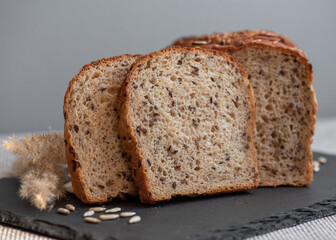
[118,46,258,204]
[173,30,317,187]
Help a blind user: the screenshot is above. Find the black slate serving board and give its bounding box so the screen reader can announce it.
[1,152,336,240]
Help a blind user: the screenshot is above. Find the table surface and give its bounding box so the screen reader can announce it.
[1,117,336,240]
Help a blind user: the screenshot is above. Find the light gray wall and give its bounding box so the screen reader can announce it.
[0,0,335,134]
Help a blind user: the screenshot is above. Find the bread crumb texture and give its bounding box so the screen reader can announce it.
[120,47,258,203]
[233,46,316,186]
[172,30,317,187]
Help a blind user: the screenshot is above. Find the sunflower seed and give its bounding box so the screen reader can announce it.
[57,208,70,215]
[129,216,141,224]
[318,157,327,164]
[63,182,74,194]
[65,204,75,211]
[89,207,106,212]
[313,160,320,167]
[83,210,95,217]
[120,212,136,217]
[85,217,101,224]
[313,160,320,173]
[105,207,121,213]
[192,40,208,45]
[99,214,119,220]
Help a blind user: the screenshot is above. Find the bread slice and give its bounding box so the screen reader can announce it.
[63,55,141,204]
[118,46,258,204]
[173,30,317,187]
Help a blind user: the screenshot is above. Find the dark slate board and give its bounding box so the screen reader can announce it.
[1,152,336,240]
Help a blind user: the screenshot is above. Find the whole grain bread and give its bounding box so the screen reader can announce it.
[63,55,141,204]
[172,30,317,187]
[118,46,258,204]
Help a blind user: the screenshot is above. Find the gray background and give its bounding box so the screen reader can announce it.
[0,0,335,134]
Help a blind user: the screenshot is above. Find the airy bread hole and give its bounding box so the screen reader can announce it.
[92,72,101,79]
[261,115,269,123]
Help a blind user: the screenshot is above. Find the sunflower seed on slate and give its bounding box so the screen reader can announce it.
[83,210,95,217]
[99,214,120,220]
[313,161,320,173]
[120,212,136,217]
[85,217,101,224]
[57,208,70,215]
[65,204,75,211]
[318,157,327,164]
[89,207,106,212]
[105,207,121,213]
[129,216,141,224]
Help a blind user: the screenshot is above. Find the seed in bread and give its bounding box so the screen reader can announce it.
[118,46,258,204]
[63,55,141,204]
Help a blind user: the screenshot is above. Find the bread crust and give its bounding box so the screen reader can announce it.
[63,54,142,204]
[118,46,258,204]
[173,30,317,186]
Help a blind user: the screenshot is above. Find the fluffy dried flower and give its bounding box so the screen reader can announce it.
[2,132,68,210]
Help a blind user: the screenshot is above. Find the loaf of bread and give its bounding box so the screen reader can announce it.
[172,30,317,187]
[63,55,140,204]
[118,46,258,204]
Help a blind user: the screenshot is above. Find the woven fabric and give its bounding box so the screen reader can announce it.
[248,214,336,240]
[0,117,336,239]
[0,225,54,240]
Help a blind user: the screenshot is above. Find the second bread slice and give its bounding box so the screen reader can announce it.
[118,47,258,203]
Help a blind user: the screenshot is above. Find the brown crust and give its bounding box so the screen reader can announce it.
[173,30,303,57]
[118,46,258,204]
[63,54,142,204]
[173,30,317,186]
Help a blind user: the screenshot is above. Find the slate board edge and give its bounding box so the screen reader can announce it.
[191,196,336,240]
[0,209,116,240]
[1,196,336,240]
